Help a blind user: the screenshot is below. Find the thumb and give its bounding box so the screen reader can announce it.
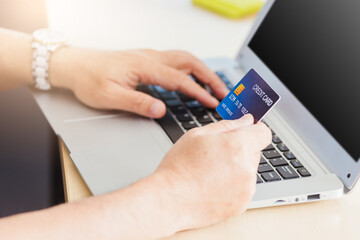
[114,87,166,118]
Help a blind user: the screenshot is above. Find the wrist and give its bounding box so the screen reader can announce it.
[49,46,79,90]
[116,172,197,238]
[145,172,197,233]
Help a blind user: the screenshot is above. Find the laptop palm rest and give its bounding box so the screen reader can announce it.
[61,113,167,195]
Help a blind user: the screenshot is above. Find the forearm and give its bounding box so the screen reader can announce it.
[0,28,33,89]
[0,173,188,240]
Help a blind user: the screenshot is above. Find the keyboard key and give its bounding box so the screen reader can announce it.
[260,156,267,164]
[190,107,206,116]
[182,121,198,130]
[153,92,161,99]
[263,144,275,151]
[211,111,222,120]
[269,157,288,167]
[176,113,192,122]
[153,85,168,93]
[138,85,161,99]
[216,71,231,85]
[261,171,281,182]
[160,91,177,100]
[257,175,263,184]
[196,115,213,124]
[272,135,282,144]
[258,163,273,173]
[215,71,225,78]
[276,165,299,179]
[207,108,216,113]
[226,83,233,89]
[185,101,202,109]
[297,167,311,177]
[177,93,194,102]
[263,150,281,159]
[290,159,303,168]
[165,99,182,107]
[277,143,289,152]
[284,151,297,160]
[170,105,187,114]
[137,84,157,97]
[155,110,184,143]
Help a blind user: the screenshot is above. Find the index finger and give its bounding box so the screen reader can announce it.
[148,51,229,100]
[185,57,229,99]
[138,61,220,108]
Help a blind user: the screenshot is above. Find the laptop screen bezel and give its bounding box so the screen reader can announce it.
[235,0,360,190]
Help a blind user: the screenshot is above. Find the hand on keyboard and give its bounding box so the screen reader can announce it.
[50,48,228,118]
[153,114,271,230]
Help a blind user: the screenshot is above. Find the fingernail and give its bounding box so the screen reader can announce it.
[150,101,164,117]
[240,114,254,123]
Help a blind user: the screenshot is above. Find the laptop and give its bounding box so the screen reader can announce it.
[33,0,360,209]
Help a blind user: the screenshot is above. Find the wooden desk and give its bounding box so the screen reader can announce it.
[60,140,360,240]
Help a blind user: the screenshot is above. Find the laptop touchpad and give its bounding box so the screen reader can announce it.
[61,113,168,195]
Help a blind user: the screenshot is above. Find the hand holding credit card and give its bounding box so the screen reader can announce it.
[216,69,280,122]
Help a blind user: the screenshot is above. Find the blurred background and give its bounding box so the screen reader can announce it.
[0,0,63,218]
[0,0,48,32]
[0,0,255,58]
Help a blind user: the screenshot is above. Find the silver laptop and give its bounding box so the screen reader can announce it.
[33,0,360,209]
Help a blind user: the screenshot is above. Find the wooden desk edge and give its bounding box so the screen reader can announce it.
[59,138,92,202]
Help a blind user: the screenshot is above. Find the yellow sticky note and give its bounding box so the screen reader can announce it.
[193,0,264,19]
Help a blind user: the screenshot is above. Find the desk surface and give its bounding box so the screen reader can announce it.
[54,1,360,239]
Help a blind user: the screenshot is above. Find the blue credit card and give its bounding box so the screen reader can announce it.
[216,69,280,121]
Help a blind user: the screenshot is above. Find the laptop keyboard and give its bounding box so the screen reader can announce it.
[138,71,311,183]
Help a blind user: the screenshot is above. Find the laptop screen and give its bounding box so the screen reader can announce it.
[249,0,360,161]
